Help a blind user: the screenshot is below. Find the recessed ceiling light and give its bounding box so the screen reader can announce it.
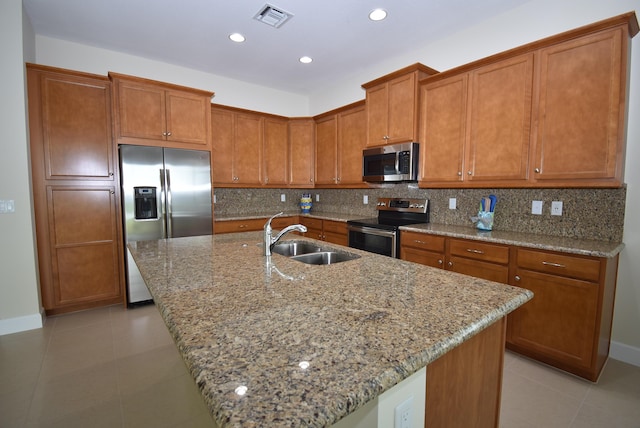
[229,33,246,43]
[299,56,313,64]
[369,8,387,21]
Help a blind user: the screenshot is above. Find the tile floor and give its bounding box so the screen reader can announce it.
[1,304,639,427]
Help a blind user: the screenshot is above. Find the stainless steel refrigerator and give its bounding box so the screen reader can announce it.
[120,145,213,305]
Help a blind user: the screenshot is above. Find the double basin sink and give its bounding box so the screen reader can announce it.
[271,240,360,265]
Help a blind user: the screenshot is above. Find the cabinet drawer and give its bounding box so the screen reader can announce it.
[270,216,298,230]
[301,217,323,230]
[448,238,509,264]
[323,220,347,235]
[401,231,445,252]
[516,248,601,282]
[214,218,264,234]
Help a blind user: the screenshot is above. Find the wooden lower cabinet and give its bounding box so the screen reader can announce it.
[299,218,348,246]
[507,248,619,381]
[214,216,301,234]
[401,230,619,381]
[426,317,506,428]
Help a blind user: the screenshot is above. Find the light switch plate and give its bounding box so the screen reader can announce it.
[532,200,543,215]
[315,194,320,202]
[363,195,369,204]
[280,194,286,202]
[449,198,457,210]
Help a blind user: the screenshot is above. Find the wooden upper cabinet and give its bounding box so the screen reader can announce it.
[314,115,338,185]
[466,54,533,183]
[420,54,533,187]
[363,63,438,147]
[110,73,212,148]
[337,103,366,185]
[32,68,114,181]
[263,116,289,186]
[288,118,315,187]
[211,106,263,186]
[532,26,629,186]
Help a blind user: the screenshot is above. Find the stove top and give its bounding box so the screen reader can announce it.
[347,198,429,230]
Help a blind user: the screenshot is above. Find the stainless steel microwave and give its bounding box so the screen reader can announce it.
[362,142,419,182]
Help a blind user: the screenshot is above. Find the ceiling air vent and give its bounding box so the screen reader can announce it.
[253,4,293,28]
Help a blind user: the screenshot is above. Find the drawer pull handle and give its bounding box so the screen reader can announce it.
[414,240,427,244]
[542,261,565,268]
[466,249,485,254]
[515,275,521,281]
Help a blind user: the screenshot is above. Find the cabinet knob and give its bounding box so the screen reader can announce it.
[448,261,453,267]
[162,132,167,136]
[383,135,390,140]
[109,172,114,177]
[233,176,239,181]
[467,171,472,176]
[438,259,443,265]
[336,177,341,182]
[515,275,521,281]
[167,132,172,136]
[457,171,462,176]
[535,168,541,173]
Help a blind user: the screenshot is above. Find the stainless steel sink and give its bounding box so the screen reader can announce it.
[290,251,360,265]
[271,240,360,265]
[271,241,323,257]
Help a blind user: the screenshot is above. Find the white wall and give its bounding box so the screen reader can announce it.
[35,37,309,117]
[0,0,42,334]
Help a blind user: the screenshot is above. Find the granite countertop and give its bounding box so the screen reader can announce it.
[128,232,532,427]
[215,213,624,258]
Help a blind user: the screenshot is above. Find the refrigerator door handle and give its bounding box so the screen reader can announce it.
[165,169,173,238]
[159,168,168,239]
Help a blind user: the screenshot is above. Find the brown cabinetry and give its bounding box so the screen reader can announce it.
[27,64,124,315]
[400,233,509,283]
[110,73,212,148]
[211,106,263,186]
[288,118,315,187]
[263,116,289,186]
[507,248,618,381]
[214,216,300,234]
[299,218,348,246]
[419,54,533,187]
[314,101,366,186]
[531,26,629,187]
[363,63,437,146]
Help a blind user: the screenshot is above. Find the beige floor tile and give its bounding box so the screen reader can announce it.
[121,373,210,428]
[51,306,114,332]
[582,359,640,421]
[0,383,33,427]
[570,401,640,428]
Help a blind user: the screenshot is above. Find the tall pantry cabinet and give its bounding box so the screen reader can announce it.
[27,64,124,315]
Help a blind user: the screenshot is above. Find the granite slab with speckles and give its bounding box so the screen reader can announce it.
[128,232,532,427]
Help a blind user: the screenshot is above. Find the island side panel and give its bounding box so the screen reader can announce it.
[425,317,506,428]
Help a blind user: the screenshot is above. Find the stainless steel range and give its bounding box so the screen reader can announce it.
[347,198,429,258]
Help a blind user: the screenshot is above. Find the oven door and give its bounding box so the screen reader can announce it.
[347,224,397,258]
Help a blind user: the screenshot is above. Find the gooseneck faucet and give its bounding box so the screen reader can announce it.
[264,212,307,256]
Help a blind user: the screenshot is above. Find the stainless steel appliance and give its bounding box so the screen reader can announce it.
[362,142,419,182]
[120,145,213,305]
[347,198,429,258]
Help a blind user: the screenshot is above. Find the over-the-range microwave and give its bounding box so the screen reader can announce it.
[362,142,419,182]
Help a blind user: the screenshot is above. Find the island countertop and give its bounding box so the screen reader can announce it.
[128,232,533,427]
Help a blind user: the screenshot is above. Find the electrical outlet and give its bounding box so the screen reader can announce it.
[449,198,457,210]
[0,199,15,214]
[551,200,563,216]
[363,195,369,204]
[395,396,413,428]
[315,194,320,202]
[280,194,286,202]
[531,200,543,215]
[213,194,217,204]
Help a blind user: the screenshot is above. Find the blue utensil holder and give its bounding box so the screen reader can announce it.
[476,211,494,231]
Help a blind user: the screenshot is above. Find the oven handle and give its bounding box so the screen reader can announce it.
[347,224,397,238]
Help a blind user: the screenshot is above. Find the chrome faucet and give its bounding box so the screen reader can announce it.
[264,212,307,256]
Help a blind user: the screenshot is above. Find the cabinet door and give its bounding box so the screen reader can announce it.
[337,105,366,185]
[234,113,263,185]
[117,81,166,141]
[165,90,210,146]
[366,83,388,146]
[466,54,533,183]
[315,116,338,185]
[211,108,234,184]
[387,73,418,144]
[46,186,122,308]
[288,119,315,186]
[533,27,624,184]
[323,220,348,246]
[508,269,598,371]
[401,246,445,269]
[40,74,114,180]
[263,117,289,185]
[447,256,509,283]
[419,75,467,184]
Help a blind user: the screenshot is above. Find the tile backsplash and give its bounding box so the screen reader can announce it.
[214,184,626,242]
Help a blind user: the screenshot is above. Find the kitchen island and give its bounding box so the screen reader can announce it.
[128,232,532,427]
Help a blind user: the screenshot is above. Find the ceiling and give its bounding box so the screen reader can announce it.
[23,0,532,95]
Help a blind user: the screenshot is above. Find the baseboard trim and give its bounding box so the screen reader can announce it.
[610,340,640,367]
[0,310,44,336]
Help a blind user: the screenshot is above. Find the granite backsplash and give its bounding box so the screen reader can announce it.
[213,184,626,242]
